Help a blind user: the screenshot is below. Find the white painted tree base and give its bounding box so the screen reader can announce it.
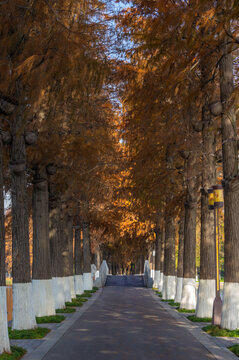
[180,278,196,310]
[196,279,215,318]
[69,276,76,299]
[153,270,160,289]
[12,283,37,330]
[158,272,164,292]
[0,286,10,354]
[74,275,84,295]
[52,277,65,309]
[174,277,183,303]
[83,273,93,291]
[221,282,239,330]
[62,277,71,302]
[99,260,109,287]
[32,279,55,317]
[162,275,176,300]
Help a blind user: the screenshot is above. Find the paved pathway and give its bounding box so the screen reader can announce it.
[42,275,216,360]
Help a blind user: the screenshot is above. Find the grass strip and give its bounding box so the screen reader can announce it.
[76,295,88,302]
[167,300,180,307]
[176,307,195,313]
[188,315,211,323]
[36,315,65,324]
[229,345,239,357]
[77,293,92,298]
[0,346,26,360]
[9,327,50,339]
[203,325,239,337]
[84,290,97,294]
[65,297,87,307]
[56,307,76,313]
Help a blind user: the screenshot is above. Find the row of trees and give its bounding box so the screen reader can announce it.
[116,0,239,330]
[0,0,121,355]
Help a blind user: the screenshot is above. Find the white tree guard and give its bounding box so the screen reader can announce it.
[52,277,65,309]
[32,279,55,317]
[221,282,239,330]
[0,286,10,354]
[99,260,109,287]
[91,264,97,282]
[69,276,76,299]
[196,279,215,318]
[158,272,164,292]
[74,275,84,295]
[62,277,71,302]
[180,278,196,310]
[83,272,93,291]
[12,283,37,330]
[153,270,161,289]
[174,277,183,303]
[162,275,176,300]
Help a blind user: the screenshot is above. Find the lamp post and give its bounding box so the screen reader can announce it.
[208,185,224,326]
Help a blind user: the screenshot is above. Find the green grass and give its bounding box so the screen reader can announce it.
[176,307,195,313]
[77,292,92,298]
[76,295,89,301]
[36,315,65,324]
[56,307,76,313]
[65,298,85,307]
[9,327,50,339]
[84,289,97,294]
[229,345,239,357]
[188,315,211,322]
[203,325,239,337]
[167,300,180,307]
[160,299,180,307]
[93,287,99,291]
[0,346,26,360]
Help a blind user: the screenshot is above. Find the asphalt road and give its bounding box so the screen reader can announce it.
[43,275,214,360]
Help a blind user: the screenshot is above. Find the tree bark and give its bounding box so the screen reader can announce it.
[82,222,91,273]
[32,166,52,280]
[10,119,30,284]
[60,210,71,277]
[219,36,239,283]
[200,58,217,281]
[67,216,74,276]
[164,216,175,277]
[0,135,5,287]
[160,228,165,273]
[183,152,198,279]
[74,225,83,276]
[155,227,161,271]
[49,184,61,278]
[177,217,184,278]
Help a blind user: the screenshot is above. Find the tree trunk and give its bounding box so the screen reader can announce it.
[0,134,10,354]
[196,58,217,317]
[153,226,161,288]
[219,34,239,330]
[32,166,55,316]
[60,209,72,302]
[180,152,198,310]
[175,216,184,303]
[158,227,165,292]
[74,224,84,295]
[49,184,65,309]
[10,118,36,329]
[66,216,75,299]
[162,216,176,299]
[82,221,92,290]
